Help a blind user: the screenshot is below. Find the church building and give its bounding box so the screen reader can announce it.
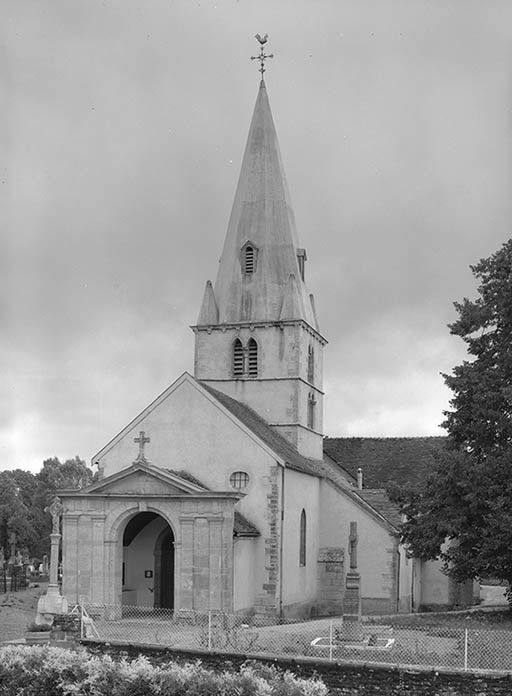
[60,59,472,617]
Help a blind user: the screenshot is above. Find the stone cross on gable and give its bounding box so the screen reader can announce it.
[134,430,150,462]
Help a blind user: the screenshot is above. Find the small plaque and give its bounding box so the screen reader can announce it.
[144,570,153,578]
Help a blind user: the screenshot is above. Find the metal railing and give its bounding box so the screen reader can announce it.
[77,603,512,674]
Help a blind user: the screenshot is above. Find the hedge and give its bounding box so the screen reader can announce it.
[0,645,327,696]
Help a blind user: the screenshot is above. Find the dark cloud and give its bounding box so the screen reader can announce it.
[3,0,511,470]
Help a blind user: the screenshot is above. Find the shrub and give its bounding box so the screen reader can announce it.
[0,646,327,696]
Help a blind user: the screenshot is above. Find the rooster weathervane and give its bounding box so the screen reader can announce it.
[251,34,274,77]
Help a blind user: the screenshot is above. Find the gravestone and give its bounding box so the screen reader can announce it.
[316,547,344,615]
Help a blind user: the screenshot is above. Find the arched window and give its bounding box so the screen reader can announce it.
[307,345,314,384]
[244,245,255,274]
[299,509,306,566]
[233,339,244,376]
[307,393,316,429]
[247,338,258,377]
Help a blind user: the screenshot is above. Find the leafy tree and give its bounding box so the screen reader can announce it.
[395,239,512,597]
[0,472,37,558]
[31,456,93,557]
[442,239,512,456]
[0,456,93,560]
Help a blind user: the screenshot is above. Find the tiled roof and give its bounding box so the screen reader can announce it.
[323,436,447,490]
[166,469,208,490]
[355,489,402,528]
[201,383,323,478]
[234,511,260,537]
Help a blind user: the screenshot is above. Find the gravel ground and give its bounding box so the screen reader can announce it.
[0,584,47,642]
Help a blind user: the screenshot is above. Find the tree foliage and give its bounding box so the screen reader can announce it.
[0,456,93,561]
[395,239,512,595]
[442,239,512,456]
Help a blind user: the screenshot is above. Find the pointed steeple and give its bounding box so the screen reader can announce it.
[213,80,318,329]
[279,274,304,321]
[197,280,219,325]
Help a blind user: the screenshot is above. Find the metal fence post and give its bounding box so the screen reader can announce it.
[208,610,212,651]
[80,605,84,640]
[464,628,468,671]
[329,620,333,662]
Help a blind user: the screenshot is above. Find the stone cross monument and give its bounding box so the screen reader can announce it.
[340,521,363,640]
[36,495,68,625]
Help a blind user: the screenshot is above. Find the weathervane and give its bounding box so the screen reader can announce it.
[251,34,274,78]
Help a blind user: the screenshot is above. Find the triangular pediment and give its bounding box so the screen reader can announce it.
[81,461,208,497]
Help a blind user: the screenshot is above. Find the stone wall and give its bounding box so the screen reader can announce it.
[84,641,512,696]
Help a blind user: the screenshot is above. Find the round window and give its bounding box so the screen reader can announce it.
[230,471,249,490]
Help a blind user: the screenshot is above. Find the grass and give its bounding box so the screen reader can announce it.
[0,584,47,642]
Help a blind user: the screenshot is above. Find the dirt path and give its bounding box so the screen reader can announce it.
[0,584,47,642]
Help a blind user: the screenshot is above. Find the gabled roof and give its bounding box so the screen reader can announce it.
[61,460,226,498]
[201,382,323,478]
[234,511,260,538]
[355,489,402,528]
[323,436,447,490]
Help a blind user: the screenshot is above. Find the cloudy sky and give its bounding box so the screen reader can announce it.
[3,0,512,473]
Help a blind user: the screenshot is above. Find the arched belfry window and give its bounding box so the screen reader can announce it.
[247,338,258,377]
[299,509,306,566]
[241,242,258,275]
[307,345,314,384]
[233,339,244,376]
[307,392,316,430]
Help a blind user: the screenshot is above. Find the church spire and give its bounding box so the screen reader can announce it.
[211,38,318,329]
[193,40,326,460]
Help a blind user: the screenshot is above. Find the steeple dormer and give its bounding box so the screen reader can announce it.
[192,42,327,460]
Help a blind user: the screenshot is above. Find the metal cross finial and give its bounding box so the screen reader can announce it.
[251,33,273,78]
[134,430,150,461]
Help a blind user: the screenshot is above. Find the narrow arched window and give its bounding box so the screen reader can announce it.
[307,345,314,384]
[299,509,306,566]
[233,339,244,376]
[307,393,316,429]
[247,338,258,377]
[244,245,255,274]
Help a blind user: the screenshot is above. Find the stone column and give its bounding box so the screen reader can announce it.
[178,518,194,610]
[36,496,68,625]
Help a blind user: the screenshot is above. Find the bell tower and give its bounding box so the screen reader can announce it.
[192,38,327,460]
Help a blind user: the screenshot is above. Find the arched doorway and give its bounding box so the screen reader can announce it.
[122,512,174,609]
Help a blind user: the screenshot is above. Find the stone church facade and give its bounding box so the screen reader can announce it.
[60,76,473,617]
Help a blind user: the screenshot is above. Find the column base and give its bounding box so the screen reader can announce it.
[36,588,69,626]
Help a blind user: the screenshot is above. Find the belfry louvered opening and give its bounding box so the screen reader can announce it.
[244,245,255,273]
[247,338,258,376]
[233,339,244,376]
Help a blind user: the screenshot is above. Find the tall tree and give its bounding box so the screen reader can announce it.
[395,239,512,597]
[442,239,512,456]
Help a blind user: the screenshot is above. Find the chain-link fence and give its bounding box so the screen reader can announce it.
[78,603,512,673]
